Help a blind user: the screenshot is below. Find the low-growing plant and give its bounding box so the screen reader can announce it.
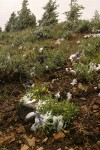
[20,85,78,133]
[74,62,98,83]
[76,20,92,33]
[32,26,53,41]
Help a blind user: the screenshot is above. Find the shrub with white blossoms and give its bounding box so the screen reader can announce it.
[28,112,64,132]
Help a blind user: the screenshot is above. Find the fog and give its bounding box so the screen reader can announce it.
[0,0,100,29]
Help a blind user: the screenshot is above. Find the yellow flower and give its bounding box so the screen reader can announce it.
[42,87,47,92]
[35,89,39,92]
[64,130,69,134]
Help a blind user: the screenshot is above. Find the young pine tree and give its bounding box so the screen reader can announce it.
[64,0,84,31]
[39,0,58,26]
[5,12,17,32]
[91,10,100,32]
[16,0,36,30]
[0,27,2,32]
[65,0,84,22]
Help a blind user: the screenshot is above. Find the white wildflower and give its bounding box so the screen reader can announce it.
[31,124,37,131]
[96,64,100,71]
[42,112,52,123]
[53,116,58,124]
[35,117,40,124]
[89,62,96,72]
[55,92,60,99]
[70,68,76,75]
[36,100,46,110]
[70,79,77,86]
[67,92,72,100]
[11,43,14,47]
[92,33,100,38]
[25,112,35,120]
[7,55,10,60]
[69,54,76,61]
[65,68,68,72]
[57,115,63,122]
[55,39,61,45]
[77,40,80,44]
[46,65,49,70]
[69,52,81,62]
[84,34,91,38]
[31,84,35,88]
[98,93,100,97]
[57,121,63,131]
[39,47,43,53]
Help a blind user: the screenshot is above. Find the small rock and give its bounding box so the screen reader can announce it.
[81,105,88,113]
[93,144,99,150]
[16,126,25,133]
[65,146,68,149]
[86,148,92,150]
[95,100,100,105]
[35,138,41,143]
[93,109,99,113]
[26,137,35,147]
[53,132,65,140]
[95,112,99,116]
[42,137,48,143]
[97,141,100,145]
[21,144,29,150]
[37,147,44,150]
[57,148,62,150]
[93,105,99,110]
[18,140,22,144]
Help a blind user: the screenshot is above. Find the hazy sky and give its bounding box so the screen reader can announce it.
[0,0,100,29]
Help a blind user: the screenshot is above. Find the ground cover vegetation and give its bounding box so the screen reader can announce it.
[0,0,100,149]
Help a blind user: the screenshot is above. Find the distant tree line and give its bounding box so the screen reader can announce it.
[0,0,100,32]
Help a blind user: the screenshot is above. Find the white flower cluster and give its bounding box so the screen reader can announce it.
[89,62,100,72]
[25,111,64,132]
[69,51,81,62]
[65,67,76,75]
[20,93,36,106]
[20,90,64,132]
[55,38,64,45]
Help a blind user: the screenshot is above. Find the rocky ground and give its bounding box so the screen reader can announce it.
[0,63,100,150]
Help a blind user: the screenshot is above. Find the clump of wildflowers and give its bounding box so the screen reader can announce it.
[20,83,78,133]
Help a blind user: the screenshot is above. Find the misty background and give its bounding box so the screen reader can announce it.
[0,0,100,29]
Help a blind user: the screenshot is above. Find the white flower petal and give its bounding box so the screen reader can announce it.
[26,112,35,120]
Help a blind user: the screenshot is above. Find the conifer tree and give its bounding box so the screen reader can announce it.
[5,12,17,32]
[0,27,2,32]
[16,0,36,30]
[39,0,58,26]
[65,0,84,22]
[91,10,100,31]
[92,10,100,23]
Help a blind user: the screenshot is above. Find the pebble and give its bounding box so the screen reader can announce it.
[57,148,62,150]
[53,132,65,140]
[21,144,29,150]
[26,137,35,147]
[42,137,48,143]
[97,141,100,145]
[37,147,44,150]
[65,146,68,149]
[93,105,99,109]
[95,112,99,116]
[95,100,100,105]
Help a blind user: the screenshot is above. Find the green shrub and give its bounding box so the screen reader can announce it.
[76,20,92,33]
[32,26,53,40]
